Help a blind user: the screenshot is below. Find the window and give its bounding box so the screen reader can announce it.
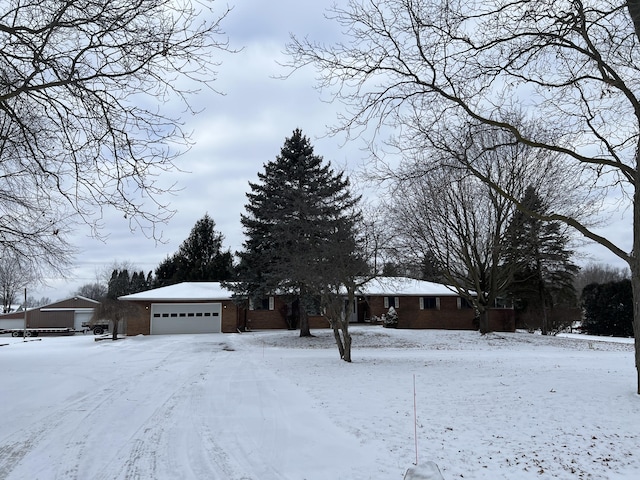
[420,296,439,310]
[307,296,322,316]
[250,296,275,310]
[458,297,473,309]
[384,296,399,309]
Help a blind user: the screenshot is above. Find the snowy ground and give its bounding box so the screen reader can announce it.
[0,327,638,479]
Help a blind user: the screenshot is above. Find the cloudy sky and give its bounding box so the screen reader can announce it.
[32,0,631,301]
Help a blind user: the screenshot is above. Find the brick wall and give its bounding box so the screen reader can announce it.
[364,295,515,332]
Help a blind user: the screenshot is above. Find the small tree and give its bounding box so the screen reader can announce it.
[316,217,369,362]
[91,298,142,341]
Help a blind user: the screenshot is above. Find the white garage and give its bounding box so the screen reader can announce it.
[150,303,222,335]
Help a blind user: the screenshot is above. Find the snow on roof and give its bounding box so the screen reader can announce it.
[118,277,458,302]
[357,277,459,296]
[119,282,234,302]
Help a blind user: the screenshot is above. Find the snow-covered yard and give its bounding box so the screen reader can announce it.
[0,327,638,479]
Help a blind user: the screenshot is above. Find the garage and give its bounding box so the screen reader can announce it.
[150,303,222,334]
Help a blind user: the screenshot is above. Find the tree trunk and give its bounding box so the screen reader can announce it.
[112,316,119,341]
[631,263,640,394]
[478,307,490,334]
[342,319,352,362]
[298,304,311,337]
[628,1,640,42]
[332,324,346,359]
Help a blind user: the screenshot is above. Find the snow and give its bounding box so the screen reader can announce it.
[118,277,460,303]
[119,282,233,301]
[0,327,638,479]
[357,277,458,296]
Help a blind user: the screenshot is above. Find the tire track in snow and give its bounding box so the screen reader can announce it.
[92,344,249,480]
[0,337,227,480]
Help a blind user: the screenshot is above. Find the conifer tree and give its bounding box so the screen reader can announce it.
[154,214,234,287]
[582,280,633,337]
[236,129,361,338]
[502,186,579,334]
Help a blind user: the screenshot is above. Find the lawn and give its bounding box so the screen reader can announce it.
[0,327,637,479]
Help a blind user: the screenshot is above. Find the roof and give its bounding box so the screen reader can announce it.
[118,277,459,302]
[358,277,458,296]
[0,296,100,319]
[119,282,234,302]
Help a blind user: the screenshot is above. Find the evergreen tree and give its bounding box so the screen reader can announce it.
[581,280,633,337]
[236,129,361,337]
[502,186,579,334]
[154,214,234,287]
[107,269,131,300]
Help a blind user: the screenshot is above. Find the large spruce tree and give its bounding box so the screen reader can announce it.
[236,129,361,338]
[502,186,579,334]
[154,214,234,287]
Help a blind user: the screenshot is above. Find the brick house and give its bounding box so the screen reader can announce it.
[356,277,514,332]
[119,277,514,335]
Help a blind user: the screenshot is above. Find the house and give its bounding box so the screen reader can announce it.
[355,277,514,331]
[0,296,100,332]
[119,277,515,335]
[119,282,329,335]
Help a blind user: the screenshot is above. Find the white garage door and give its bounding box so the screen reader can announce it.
[74,310,94,331]
[150,303,222,335]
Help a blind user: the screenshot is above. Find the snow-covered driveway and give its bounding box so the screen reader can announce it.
[0,334,372,480]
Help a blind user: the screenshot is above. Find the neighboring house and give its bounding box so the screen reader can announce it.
[0,296,100,332]
[119,277,515,335]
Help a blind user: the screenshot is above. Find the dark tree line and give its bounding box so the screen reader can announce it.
[582,280,633,338]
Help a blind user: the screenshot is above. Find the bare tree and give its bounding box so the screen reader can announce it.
[25,296,53,308]
[91,298,142,341]
[574,262,631,296]
[389,161,513,333]
[0,253,36,312]
[316,217,370,362]
[288,1,640,392]
[1,0,231,272]
[75,283,108,301]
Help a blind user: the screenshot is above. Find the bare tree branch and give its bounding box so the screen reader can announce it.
[0,0,232,273]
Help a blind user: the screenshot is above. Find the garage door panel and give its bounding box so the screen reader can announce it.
[150,303,222,334]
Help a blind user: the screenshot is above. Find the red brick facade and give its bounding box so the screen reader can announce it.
[120,280,515,335]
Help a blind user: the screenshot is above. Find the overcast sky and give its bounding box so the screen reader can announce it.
[31,0,632,302]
